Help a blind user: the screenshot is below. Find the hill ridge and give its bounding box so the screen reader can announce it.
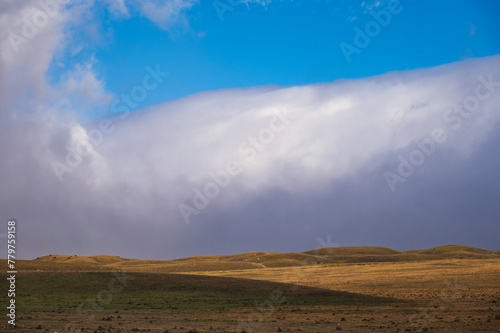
[8,245,498,273]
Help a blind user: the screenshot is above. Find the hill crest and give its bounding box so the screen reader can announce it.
[8,245,498,273]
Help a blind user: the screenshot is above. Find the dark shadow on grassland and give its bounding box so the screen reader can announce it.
[0,272,398,313]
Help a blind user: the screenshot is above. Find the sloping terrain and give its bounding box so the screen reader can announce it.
[1,245,499,332]
[10,245,499,273]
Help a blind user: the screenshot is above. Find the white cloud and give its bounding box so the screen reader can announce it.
[95,56,500,199]
[361,0,383,12]
[1,0,499,259]
[133,0,198,30]
[3,51,500,258]
[104,0,130,17]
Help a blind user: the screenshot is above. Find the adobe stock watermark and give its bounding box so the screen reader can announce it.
[178,109,297,224]
[213,0,239,21]
[384,74,500,192]
[6,220,17,327]
[51,64,169,182]
[339,0,404,64]
[8,0,68,54]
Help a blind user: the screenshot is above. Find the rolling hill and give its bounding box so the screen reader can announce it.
[8,245,499,273]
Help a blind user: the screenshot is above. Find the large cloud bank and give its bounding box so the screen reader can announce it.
[1,1,499,259]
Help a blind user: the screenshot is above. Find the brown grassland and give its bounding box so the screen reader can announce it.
[0,245,499,332]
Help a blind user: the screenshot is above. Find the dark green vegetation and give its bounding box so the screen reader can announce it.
[1,272,397,332]
[4,272,393,313]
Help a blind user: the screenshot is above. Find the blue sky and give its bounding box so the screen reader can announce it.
[48,0,500,118]
[2,0,500,259]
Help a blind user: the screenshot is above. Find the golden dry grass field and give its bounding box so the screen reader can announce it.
[1,245,499,332]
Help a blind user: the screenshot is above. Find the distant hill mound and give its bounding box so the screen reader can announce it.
[7,245,499,273]
[403,245,496,259]
[305,246,401,256]
[37,254,131,264]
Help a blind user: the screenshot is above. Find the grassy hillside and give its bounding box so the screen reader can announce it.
[4,245,498,274]
[1,272,390,312]
[305,246,401,256]
[1,246,498,332]
[0,271,398,332]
